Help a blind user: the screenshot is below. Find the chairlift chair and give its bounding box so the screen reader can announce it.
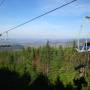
[76,23,90,52]
[76,40,90,52]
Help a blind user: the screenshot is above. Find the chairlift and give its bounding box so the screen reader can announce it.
[76,40,90,53]
[76,17,90,53]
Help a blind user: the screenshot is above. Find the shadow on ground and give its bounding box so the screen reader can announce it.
[0,68,87,90]
[0,68,30,90]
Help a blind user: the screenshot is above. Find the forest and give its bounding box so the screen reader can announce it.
[0,41,90,90]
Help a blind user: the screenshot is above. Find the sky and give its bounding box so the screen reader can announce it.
[0,0,90,40]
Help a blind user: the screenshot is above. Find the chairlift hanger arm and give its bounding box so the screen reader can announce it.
[85,16,90,19]
[0,34,2,36]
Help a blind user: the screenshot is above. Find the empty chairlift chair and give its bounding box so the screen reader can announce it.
[76,22,90,52]
[76,39,90,53]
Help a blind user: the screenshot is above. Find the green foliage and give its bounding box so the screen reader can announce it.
[0,43,90,89]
